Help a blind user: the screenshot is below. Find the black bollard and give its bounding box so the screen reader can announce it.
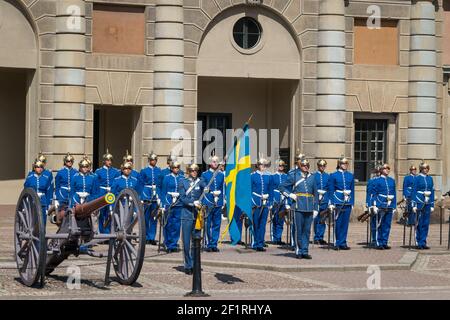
[185,233,209,297]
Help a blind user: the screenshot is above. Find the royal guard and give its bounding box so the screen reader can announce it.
[54,153,77,208]
[95,149,120,233]
[280,155,318,259]
[270,159,288,245]
[28,152,53,184]
[251,155,273,251]
[70,157,98,207]
[411,161,435,250]
[327,155,355,250]
[313,159,330,245]
[122,150,140,180]
[200,153,226,252]
[139,152,163,245]
[403,164,417,225]
[24,159,54,225]
[366,164,381,246]
[111,161,142,195]
[371,163,396,249]
[179,163,204,275]
[159,153,183,187]
[160,160,184,253]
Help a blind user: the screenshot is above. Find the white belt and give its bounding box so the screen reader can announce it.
[252,192,269,199]
[417,191,431,196]
[378,194,394,199]
[336,190,352,194]
[318,189,326,195]
[61,186,70,190]
[274,190,281,193]
[37,192,45,197]
[145,184,157,188]
[100,186,111,191]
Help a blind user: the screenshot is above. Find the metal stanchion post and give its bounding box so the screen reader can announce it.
[185,233,209,297]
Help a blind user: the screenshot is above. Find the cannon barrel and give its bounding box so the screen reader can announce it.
[74,193,116,219]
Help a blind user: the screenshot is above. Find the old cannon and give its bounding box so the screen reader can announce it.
[14,188,146,287]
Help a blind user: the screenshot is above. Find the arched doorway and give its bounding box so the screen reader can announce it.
[197,5,301,168]
[0,0,38,203]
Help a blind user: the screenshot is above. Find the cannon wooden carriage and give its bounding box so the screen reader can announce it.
[14,188,146,287]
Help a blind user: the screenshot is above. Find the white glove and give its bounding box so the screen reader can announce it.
[54,200,59,207]
[269,206,273,210]
[289,193,297,201]
[160,207,166,213]
[313,210,318,218]
[328,205,335,211]
[157,198,161,206]
[285,204,291,210]
[412,207,417,213]
[393,209,397,215]
[372,206,379,215]
[212,190,221,196]
[193,200,201,208]
[430,207,435,213]
[223,199,227,205]
[204,187,210,193]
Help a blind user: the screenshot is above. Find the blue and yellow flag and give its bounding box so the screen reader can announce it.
[221,123,252,245]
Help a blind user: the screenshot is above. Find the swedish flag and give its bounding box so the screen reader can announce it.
[223,123,252,245]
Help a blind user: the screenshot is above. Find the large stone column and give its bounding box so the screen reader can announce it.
[315,0,347,160]
[52,0,87,163]
[152,0,184,161]
[408,1,439,174]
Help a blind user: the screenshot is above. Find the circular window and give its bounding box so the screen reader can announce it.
[232,17,262,50]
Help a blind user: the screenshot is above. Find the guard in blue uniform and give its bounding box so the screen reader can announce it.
[200,154,225,252]
[54,153,77,208]
[27,152,53,184]
[24,159,54,225]
[70,157,98,207]
[270,159,288,245]
[111,161,142,195]
[403,165,417,225]
[179,163,204,275]
[411,161,435,249]
[95,150,120,234]
[122,150,140,180]
[139,152,162,245]
[280,155,318,259]
[366,165,381,246]
[313,159,329,245]
[159,153,183,187]
[371,163,396,249]
[251,156,273,251]
[161,160,184,253]
[327,155,355,250]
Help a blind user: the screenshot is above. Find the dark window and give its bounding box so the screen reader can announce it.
[233,17,262,49]
[197,113,232,172]
[354,119,387,182]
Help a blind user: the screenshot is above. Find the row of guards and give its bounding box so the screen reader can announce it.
[17,121,450,289]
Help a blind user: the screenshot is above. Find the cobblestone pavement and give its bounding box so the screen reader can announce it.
[2,205,450,299]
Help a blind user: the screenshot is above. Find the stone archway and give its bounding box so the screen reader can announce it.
[195,4,301,166]
[0,0,38,204]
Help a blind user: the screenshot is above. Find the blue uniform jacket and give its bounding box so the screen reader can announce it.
[280,169,318,212]
[159,167,184,188]
[403,174,415,199]
[55,166,78,204]
[327,170,355,206]
[95,166,120,195]
[251,171,273,207]
[411,174,435,209]
[180,177,204,220]
[314,171,330,209]
[70,172,98,206]
[27,169,53,185]
[161,173,184,208]
[271,172,288,205]
[24,173,54,207]
[139,165,162,201]
[111,174,142,196]
[200,169,225,207]
[372,175,397,209]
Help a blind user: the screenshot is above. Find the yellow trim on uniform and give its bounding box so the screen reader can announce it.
[296,193,313,197]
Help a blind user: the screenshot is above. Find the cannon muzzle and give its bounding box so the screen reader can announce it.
[73,193,116,219]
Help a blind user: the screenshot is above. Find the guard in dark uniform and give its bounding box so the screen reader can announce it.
[270,159,288,245]
[313,159,329,245]
[403,164,417,225]
[179,163,204,274]
[54,153,77,208]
